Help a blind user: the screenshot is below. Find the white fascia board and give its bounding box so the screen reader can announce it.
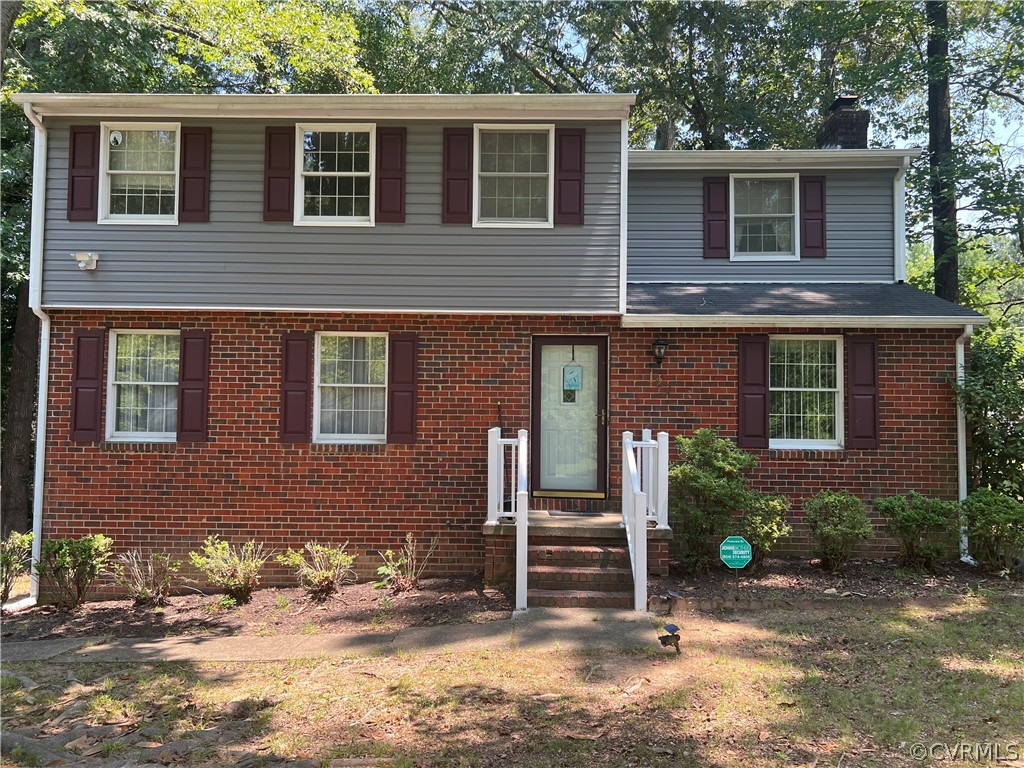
[621,314,989,329]
[42,303,623,316]
[629,148,923,171]
[11,93,637,121]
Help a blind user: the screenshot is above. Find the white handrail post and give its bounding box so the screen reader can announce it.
[656,431,670,530]
[633,491,647,612]
[641,428,653,521]
[486,427,500,526]
[621,431,633,528]
[515,428,529,612]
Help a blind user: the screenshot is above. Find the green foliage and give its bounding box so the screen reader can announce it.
[668,428,791,572]
[34,534,112,610]
[876,491,958,571]
[961,488,1024,570]
[276,541,356,602]
[803,491,872,572]
[374,532,438,593]
[112,549,181,606]
[188,536,268,604]
[1,530,33,605]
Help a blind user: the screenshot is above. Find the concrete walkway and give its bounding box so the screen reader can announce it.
[2,608,665,664]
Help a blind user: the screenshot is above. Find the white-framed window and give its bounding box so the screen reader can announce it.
[768,335,843,449]
[295,123,376,226]
[473,123,554,228]
[730,173,799,261]
[314,333,387,443]
[99,122,181,224]
[106,330,180,441]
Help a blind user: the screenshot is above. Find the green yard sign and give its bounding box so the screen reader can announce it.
[720,536,752,569]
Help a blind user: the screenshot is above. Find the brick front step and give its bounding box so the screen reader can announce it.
[527,564,633,591]
[527,588,634,609]
[527,544,631,569]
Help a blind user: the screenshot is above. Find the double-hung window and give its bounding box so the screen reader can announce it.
[768,336,843,449]
[296,124,375,225]
[474,124,554,227]
[314,333,387,443]
[107,330,180,441]
[99,123,180,224]
[731,174,799,261]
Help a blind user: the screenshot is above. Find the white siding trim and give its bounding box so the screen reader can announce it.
[618,117,629,315]
[894,155,910,282]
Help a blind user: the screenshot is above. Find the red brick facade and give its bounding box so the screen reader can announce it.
[41,310,961,587]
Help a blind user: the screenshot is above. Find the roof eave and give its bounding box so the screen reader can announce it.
[628,148,923,171]
[621,313,987,329]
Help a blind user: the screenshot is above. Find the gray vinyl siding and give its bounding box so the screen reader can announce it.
[627,168,896,282]
[42,119,622,312]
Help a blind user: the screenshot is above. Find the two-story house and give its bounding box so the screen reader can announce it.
[13,92,985,609]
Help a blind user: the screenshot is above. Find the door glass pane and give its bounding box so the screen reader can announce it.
[539,344,598,491]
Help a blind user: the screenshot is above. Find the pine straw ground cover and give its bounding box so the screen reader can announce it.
[2,599,1022,768]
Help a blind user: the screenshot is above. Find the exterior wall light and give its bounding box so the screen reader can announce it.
[652,338,669,366]
[72,252,99,270]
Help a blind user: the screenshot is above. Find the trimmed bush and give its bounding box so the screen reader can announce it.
[1,531,34,605]
[113,549,182,606]
[742,495,793,568]
[276,541,356,602]
[188,536,268,604]
[875,491,957,571]
[962,489,1024,570]
[803,491,872,571]
[35,534,113,610]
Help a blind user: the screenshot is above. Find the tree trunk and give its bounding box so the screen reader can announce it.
[1,0,24,78]
[927,0,958,302]
[1,282,39,537]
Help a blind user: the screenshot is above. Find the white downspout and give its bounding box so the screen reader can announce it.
[955,323,975,564]
[23,102,51,601]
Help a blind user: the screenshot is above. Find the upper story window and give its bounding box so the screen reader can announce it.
[107,330,180,441]
[768,336,843,449]
[473,124,554,228]
[314,333,387,443]
[731,174,799,261]
[296,124,375,226]
[99,123,180,224]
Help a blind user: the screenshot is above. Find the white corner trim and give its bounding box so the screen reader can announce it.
[618,117,629,315]
[894,154,911,282]
[621,314,990,329]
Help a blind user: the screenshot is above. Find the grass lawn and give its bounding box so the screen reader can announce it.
[2,598,1022,767]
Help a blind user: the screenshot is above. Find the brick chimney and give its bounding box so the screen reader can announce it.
[815,94,870,149]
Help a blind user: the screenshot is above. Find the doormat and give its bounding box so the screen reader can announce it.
[546,510,607,517]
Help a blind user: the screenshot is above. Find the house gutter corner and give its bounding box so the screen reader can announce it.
[955,323,975,564]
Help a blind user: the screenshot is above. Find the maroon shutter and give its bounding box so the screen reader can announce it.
[703,177,729,258]
[846,335,880,449]
[177,330,211,442]
[800,175,827,258]
[554,128,585,225]
[387,333,418,444]
[376,127,406,223]
[737,334,769,449]
[178,127,212,222]
[442,128,472,224]
[281,332,313,443]
[67,126,100,221]
[264,126,294,222]
[71,329,104,441]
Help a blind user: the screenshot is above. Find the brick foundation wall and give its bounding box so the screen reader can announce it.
[42,311,961,593]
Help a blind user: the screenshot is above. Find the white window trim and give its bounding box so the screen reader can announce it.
[472,123,555,229]
[768,334,844,450]
[98,122,181,225]
[730,173,800,262]
[105,329,180,442]
[313,331,388,444]
[294,123,376,227]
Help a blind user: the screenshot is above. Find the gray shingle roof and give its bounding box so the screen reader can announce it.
[627,283,986,321]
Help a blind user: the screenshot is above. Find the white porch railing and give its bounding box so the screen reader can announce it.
[487,427,529,612]
[622,429,670,612]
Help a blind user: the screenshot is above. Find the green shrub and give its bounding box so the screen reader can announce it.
[741,495,793,568]
[113,549,181,606]
[668,428,791,572]
[803,491,872,571]
[374,533,438,593]
[1,531,34,605]
[188,536,268,604]
[276,541,356,602]
[962,488,1024,570]
[876,491,958,571]
[34,534,113,610]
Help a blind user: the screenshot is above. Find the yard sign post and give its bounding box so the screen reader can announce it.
[720,536,752,595]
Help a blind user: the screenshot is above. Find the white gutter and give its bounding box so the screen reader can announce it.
[622,314,989,329]
[894,154,911,282]
[22,102,50,602]
[956,324,976,564]
[629,148,923,171]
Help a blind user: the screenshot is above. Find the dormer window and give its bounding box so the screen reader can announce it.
[473,124,554,228]
[99,123,180,224]
[730,174,799,261]
[295,124,376,226]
